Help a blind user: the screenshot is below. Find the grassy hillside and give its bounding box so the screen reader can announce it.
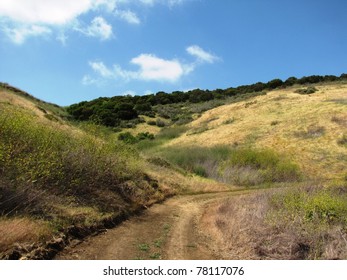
[0,86,178,259]
[1,80,346,260]
[165,82,347,182]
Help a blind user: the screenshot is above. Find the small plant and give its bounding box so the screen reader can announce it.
[223,118,235,125]
[136,132,155,141]
[192,166,208,177]
[270,120,280,126]
[149,252,161,259]
[156,119,166,127]
[118,132,138,144]
[294,125,325,139]
[331,115,347,127]
[295,87,318,95]
[337,134,347,146]
[138,243,150,252]
[154,239,163,248]
[118,131,155,144]
[244,100,257,108]
[188,124,209,135]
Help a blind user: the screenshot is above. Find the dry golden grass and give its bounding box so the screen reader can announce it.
[0,90,46,117]
[200,188,347,259]
[167,83,347,180]
[200,193,270,259]
[0,218,51,252]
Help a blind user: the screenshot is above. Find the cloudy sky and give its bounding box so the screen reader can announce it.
[0,0,346,105]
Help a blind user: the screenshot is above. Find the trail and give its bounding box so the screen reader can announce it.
[56,190,250,260]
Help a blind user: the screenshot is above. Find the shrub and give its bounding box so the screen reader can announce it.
[157,126,188,140]
[294,125,325,139]
[271,120,280,126]
[136,132,155,141]
[158,145,300,185]
[294,87,318,95]
[337,134,347,146]
[118,132,138,144]
[156,119,166,127]
[270,187,347,225]
[118,131,155,144]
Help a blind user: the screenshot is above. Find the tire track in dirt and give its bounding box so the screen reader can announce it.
[55,190,250,260]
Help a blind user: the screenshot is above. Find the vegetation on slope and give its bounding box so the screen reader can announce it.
[0,95,170,259]
[204,185,347,259]
[1,75,347,260]
[67,74,347,128]
[151,145,300,186]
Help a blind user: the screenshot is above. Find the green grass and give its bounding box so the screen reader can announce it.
[138,243,150,252]
[136,125,188,151]
[266,186,347,259]
[271,187,347,224]
[156,145,301,186]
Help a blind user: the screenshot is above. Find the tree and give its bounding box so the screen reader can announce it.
[267,79,283,89]
[284,76,298,87]
[115,103,138,120]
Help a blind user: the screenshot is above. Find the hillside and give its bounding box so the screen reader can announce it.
[0,85,191,259]
[165,83,347,182]
[1,80,347,260]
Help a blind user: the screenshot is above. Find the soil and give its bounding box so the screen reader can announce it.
[55,190,249,260]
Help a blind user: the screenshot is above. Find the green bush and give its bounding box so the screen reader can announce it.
[118,132,138,144]
[294,87,318,95]
[118,131,155,144]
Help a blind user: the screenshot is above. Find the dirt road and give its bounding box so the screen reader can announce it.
[56,190,249,260]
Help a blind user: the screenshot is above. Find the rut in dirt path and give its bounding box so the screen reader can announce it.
[55,190,250,260]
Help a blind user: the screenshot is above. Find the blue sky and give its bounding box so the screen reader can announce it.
[0,0,346,106]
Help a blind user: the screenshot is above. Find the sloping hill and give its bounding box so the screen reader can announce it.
[167,82,347,181]
[0,85,178,259]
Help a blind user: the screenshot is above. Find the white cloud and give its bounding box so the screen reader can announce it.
[3,24,51,44]
[77,17,113,40]
[0,0,117,43]
[115,10,141,24]
[89,61,114,77]
[138,0,186,6]
[82,75,99,86]
[85,45,220,85]
[93,0,117,12]
[87,54,186,83]
[139,0,155,5]
[56,32,68,46]
[131,54,184,82]
[0,0,191,44]
[186,45,219,63]
[0,0,93,25]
